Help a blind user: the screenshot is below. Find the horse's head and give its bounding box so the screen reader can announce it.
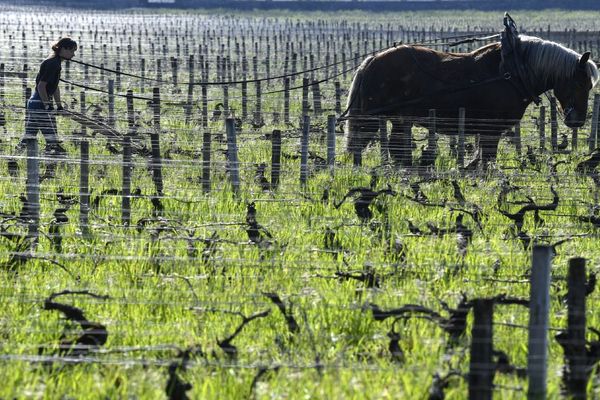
[553,52,597,128]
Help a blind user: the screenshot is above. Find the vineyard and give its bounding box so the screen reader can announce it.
[2,5,600,399]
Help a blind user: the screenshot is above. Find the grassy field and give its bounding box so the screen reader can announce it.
[1,6,600,399]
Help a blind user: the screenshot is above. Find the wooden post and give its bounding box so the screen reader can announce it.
[225,118,240,195]
[140,58,145,93]
[300,115,310,187]
[562,257,588,399]
[185,55,194,125]
[115,62,121,92]
[458,108,465,169]
[254,79,262,125]
[0,63,4,103]
[334,81,342,115]
[312,79,322,116]
[223,86,230,118]
[202,130,211,193]
[108,79,115,127]
[550,97,558,152]
[79,90,90,238]
[271,129,281,190]
[122,136,132,226]
[527,245,552,400]
[539,106,546,151]
[283,77,290,124]
[514,121,522,156]
[422,108,438,167]
[379,118,388,165]
[589,93,600,151]
[468,298,494,400]
[151,88,164,206]
[80,140,90,237]
[26,137,40,246]
[122,90,135,226]
[302,77,309,116]
[572,128,578,151]
[242,76,248,120]
[201,84,208,128]
[327,114,336,169]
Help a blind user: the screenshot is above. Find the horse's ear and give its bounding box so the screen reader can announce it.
[579,52,591,68]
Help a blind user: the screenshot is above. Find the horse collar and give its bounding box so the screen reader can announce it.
[500,15,541,105]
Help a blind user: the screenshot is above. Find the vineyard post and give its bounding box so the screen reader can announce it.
[122,136,132,227]
[171,57,178,86]
[151,87,164,207]
[202,130,211,193]
[21,65,28,103]
[467,298,494,400]
[225,118,240,195]
[550,97,558,152]
[0,63,4,102]
[458,107,465,169]
[115,62,121,92]
[514,121,522,156]
[312,79,322,116]
[255,79,262,126]
[284,77,290,124]
[300,115,310,187]
[108,79,115,127]
[84,64,89,90]
[185,54,194,124]
[242,76,248,120]
[122,90,135,226]
[539,105,546,151]
[428,109,437,160]
[26,136,39,246]
[527,245,552,400]
[271,129,281,190]
[223,86,230,118]
[589,93,600,151]
[201,83,208,128]
[335,81,342,114]
[140,58,145,93]
[79,91,90,238]
[379,118,389,165]
[302,77,310,117]
[265,53,271,86]
[563,257,587,399]
[327,114,336,170]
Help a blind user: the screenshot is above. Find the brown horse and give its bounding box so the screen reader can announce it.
[345,35,599,165]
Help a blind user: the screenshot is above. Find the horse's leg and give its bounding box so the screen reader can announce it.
[479,135,501,167]
[389,119,413,166]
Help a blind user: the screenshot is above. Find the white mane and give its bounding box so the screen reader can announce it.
[519,35,599,88]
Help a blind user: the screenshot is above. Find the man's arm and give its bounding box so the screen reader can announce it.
[53,86,62,109]
[37,81,50,107]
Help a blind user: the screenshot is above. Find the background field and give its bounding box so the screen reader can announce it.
[1,6,600,399]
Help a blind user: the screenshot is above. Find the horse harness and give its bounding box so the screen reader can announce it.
[499,13,542,106]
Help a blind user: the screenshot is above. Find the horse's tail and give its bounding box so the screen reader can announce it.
[345,55,375,160]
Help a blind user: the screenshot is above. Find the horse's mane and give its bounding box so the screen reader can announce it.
[520,35,599,88]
